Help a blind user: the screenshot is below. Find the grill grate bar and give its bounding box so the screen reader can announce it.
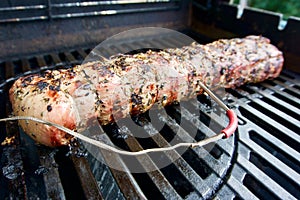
[222,73,300,199]
[237,113,300,171]
[169,109,233,158]
[121,43,146,52]
[36,56,48,69]
[1,122,28,199]
[50,53,63,67]
[142,123,212,197]
[152,38,179,49]
[159,106,236,194]
[214,183,238,200]
[247,85,300,120]
[262,83,300,107]
[21,59,31,73]
[239,130,300,189]
[103,46,121,59]
[273,80,300,96]
[274,75,300,85]
[85,131,146,199]
[69,155,103,199]
[36,147,66,200]
[249,130,300,174]
[87,154,126,200]
[109,45,127,55]
[161,36,189,48]
[169,102,234,177]
[109,96,236,198]
[240,104,300,149]
[227,175,259,200]
[120,134,184,199]
[1,147,27,199]
[77,49,88,59]
[239,105,300,153]
[4,62,14,80]
[237,153,297,200]
[105,115,203,198]
[249,98,300,130]
[183,102,234,154]
[6,99,47,199]
[63,52,78,65]
[277,72,300,85]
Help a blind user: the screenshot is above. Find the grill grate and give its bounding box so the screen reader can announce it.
[0,33,300,200]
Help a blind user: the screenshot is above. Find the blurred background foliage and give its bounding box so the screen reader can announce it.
[232,0,300,18]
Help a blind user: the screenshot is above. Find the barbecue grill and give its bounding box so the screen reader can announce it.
[1,0,300,199]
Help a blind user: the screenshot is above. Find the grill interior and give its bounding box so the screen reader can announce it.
[1,1,300,199]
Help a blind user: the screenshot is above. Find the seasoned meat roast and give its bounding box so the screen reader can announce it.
[9,36,284,147]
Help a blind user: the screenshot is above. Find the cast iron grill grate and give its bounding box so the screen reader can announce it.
[0,34,300,200]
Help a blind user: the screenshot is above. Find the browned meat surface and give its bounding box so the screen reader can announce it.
[9,35,284,147]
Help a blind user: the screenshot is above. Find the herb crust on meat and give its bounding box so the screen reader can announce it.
[9,35,284,146]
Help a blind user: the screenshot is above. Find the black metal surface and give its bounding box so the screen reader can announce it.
[0,0,189,61]
[0,0,181,22]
